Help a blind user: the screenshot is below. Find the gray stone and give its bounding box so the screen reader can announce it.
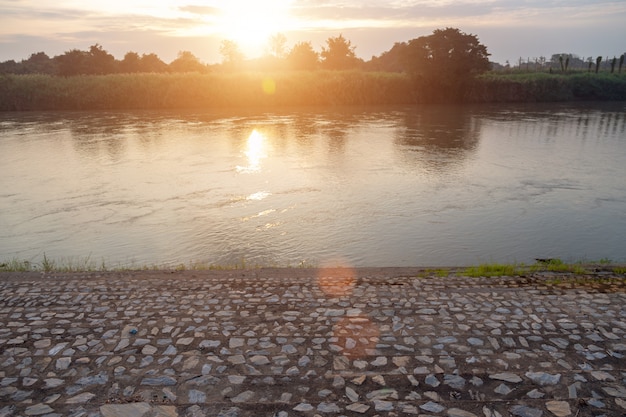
[374,400,394,411]
[100,402,152,417]
[444,374,466,390]
[188,390,205,404]
[346,403,370,414]
[141,376,177,386]
[250,355,270,366]
[217,407,241,417]
[490,373,522,383]
[293,403,314,412]
[317,403,340,413]
[495,384,512,395]
[231,390,255,403]
[425,374,440,387]
[447,409,478,417]
[66,392,96,404]
[24,404,55,416]
[525,372,561,386]
[545,401,571,417]
[510,405,543,417]
[345,387,359,402]
[420,401,445,413]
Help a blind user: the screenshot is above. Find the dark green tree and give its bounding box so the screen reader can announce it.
[169,51,206,73]
[320,34,360,70]
[88,44,116,74]
[287,41,319,70]
[595,56,602,74]
[619,54,625,74]
[139,53,168,73]
[23,52,56,74]
[55,49,90,76]
[402,28,490,102]
[120,52,141,73]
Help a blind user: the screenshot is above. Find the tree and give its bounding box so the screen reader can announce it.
[169,51,206,73]
[320,34,360,70]
[366,42,408,72]
[139,53,168,73]
[55,49,90,76]
[268,33,287,59]
[219,40,244,69]
[287,41,319,70]
[23,52,56,74]
[401,28,490,101]
[120,52,141,73]
[88,44,116,74]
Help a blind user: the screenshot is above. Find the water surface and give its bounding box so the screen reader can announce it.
[1,102,625,267]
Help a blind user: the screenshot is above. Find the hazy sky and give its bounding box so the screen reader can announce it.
[1,0,625,65]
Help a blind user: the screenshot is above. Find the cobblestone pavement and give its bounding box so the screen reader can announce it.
[1,268,625,417]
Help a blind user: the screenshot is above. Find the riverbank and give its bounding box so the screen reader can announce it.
[1,71,625,111]
[1,267,625,416]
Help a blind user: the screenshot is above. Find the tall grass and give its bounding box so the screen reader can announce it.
[468,72,626,102]
[2,71,625,111]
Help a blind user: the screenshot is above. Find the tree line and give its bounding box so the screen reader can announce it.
[0,28,491,77]
[3,27,623,79]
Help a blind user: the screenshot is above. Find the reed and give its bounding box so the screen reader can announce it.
[2,71,625,111]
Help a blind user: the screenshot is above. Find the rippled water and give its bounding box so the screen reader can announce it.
[1,102,625,267]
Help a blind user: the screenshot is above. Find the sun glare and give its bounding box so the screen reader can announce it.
[216,0,294,56]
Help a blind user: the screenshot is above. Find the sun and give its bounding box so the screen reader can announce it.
[215,0,294,57]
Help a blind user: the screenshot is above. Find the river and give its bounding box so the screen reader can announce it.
[1,102,625,268]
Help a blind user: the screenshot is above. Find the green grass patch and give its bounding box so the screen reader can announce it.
[464,263,521,277]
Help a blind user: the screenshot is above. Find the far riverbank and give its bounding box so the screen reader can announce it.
[1,71,625,111]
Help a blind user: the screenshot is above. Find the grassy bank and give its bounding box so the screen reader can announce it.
[1,71,625,111]
[2,255,625,276]
[469,72,626,102]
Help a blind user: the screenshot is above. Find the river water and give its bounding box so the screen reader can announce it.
[1,102,625,268]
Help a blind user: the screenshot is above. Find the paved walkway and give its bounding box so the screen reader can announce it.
[1,268,625,417]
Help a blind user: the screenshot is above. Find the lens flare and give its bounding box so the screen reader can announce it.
[317,258,356,297]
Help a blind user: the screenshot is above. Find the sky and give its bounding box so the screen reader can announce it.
[1,0,625,65]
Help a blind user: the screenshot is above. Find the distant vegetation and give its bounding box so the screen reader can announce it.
[1,27,625,110]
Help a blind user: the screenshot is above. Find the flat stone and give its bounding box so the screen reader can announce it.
[176,337,194,346]
[546,401,571,417]
[602,386,626,398]
[141,376,177,386]
[188,390,206,403]
[249,355,269,366]
[24,404,54,416]
[227,375,246,385]
[66,392,96,404]
[373,400,394,411]
[231,390,255,403]
[346,387,359,402]
[100,402,152,417]
[490,373,522,383]
[525,372,561,386]
[293,403,314,412]
[495,383,512,395]
[346,403,370,413]
[448,409,478,417]
[317,402,340,413]
[420,401,445,413]
[510,405,543,417]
